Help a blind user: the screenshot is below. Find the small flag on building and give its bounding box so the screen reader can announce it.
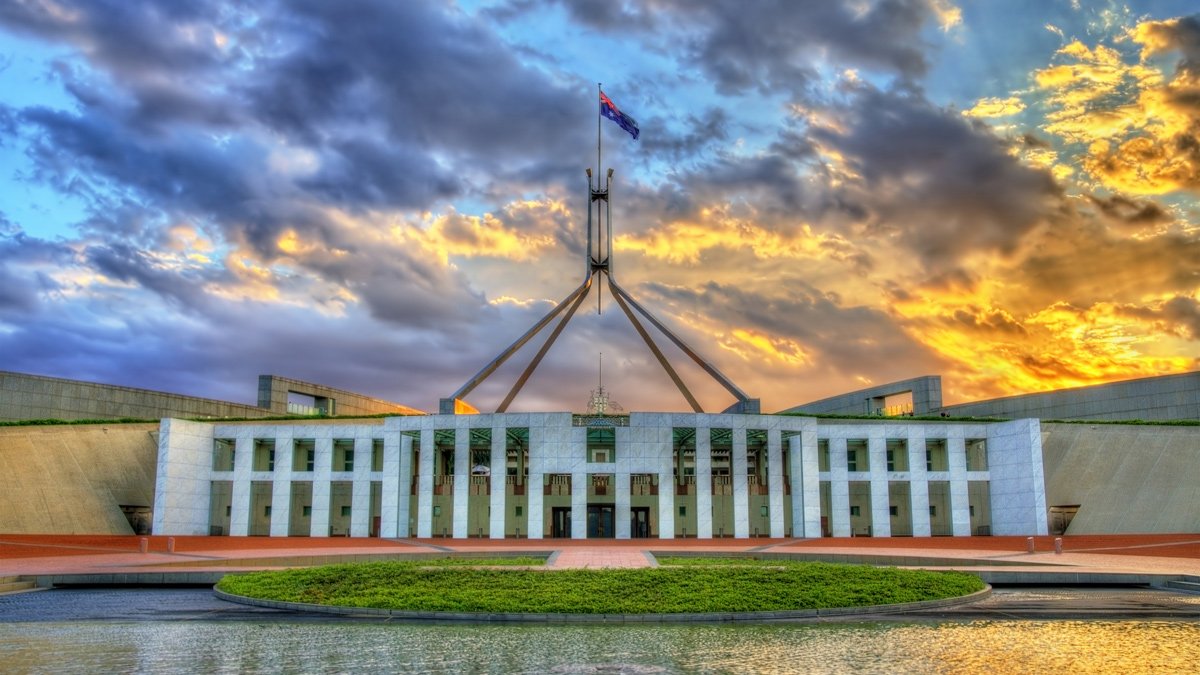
[600,91,639,140]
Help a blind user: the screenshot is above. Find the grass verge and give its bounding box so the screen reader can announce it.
[216,558,984,614]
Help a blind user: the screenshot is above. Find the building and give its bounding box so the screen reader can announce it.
[152,413,1046,540]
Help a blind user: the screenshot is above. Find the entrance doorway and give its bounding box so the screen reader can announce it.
[551,507,572,538]
[587,505,615,538]
[631,506,651,538]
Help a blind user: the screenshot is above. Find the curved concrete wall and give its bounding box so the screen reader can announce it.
[1041,422,1200,534]
[0,423,158,534]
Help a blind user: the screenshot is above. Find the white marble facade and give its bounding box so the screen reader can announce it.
[153,413,1049,538]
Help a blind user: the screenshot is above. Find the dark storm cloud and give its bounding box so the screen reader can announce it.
[509,0,947,95]
[641,279,949,395]
[83,242,213,310]
[1140,15,1200,78]
[1085,194,1174,228]
[810,85,1064,270]
[0,228,69,312]
[1119,295,1200,340]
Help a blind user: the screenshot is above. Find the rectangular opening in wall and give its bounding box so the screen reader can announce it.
[925,439,949,472]
[372,439,384,472]
[968,480,991,536]
[847,439,868,472]
[329,481,353,536]
[888,481,912,536]
[818,439,830,472]
[928,480,951,535]
[248,481,272,536]
[886,439,909,472]
[208,481,232,536]
[289,481,312,536]
[333,439,355,472]
[212,439,235,472]
[848,481,872,536]
[468,428,492,537]
[292,439,315,472]
[252,439,275,472]
[504,427,529,538]
[966,439,988,471]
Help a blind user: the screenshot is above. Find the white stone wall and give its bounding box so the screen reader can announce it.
[987,418,1048,535]
[152,418,215,535]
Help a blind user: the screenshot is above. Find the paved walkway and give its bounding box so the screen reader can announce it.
[1,534,1199,578]
[549,547,653,569]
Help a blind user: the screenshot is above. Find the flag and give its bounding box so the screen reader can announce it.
[600,91,639,140]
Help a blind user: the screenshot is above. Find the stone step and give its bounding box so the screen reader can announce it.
[0,579,37,595]
[0,575,21,584]
[1164,580,1200,594]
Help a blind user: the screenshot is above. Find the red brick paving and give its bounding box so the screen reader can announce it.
[1,533,1198,576]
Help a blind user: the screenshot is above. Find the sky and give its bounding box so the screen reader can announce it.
[1,0,1199,414]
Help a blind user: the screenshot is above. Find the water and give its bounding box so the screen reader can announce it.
[2,620,1198,674]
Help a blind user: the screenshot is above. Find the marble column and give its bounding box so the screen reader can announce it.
[452,428,469,538]
[310,437,333,537]
[868,433,891,537]
[732,427,749,538]
[948,436,971,536]
[381,432,401,538]
[268,432,294,537]
[489,425,506,539]
[767,428,785,538]
[417,430,434,538]
[229,435,253,536]
[829,437,851,537]
[695,426,712,539]
[350,437,372,537]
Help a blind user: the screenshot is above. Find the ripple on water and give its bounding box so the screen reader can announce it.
[1,620,1198,674]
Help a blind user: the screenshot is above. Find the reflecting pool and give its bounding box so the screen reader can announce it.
[2,620,1198,674]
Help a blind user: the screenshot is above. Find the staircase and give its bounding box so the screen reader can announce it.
[0,576,37,595]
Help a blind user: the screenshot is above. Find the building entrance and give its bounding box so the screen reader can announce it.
[551,507,571,538]
[587,505,615,538]
[631,506,651,538]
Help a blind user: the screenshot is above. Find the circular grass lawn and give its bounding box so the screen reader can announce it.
[215,558,985,615]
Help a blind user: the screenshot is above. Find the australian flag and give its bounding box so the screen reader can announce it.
[600,91,639,140]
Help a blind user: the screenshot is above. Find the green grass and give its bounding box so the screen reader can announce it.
[216,558,984,614]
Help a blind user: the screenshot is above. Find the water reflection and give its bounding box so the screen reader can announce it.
[1,621,1198,674]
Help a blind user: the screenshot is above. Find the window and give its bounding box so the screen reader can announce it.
[264,505,272,517]
[333,439,355,472]
[372,439,384,472]
[679,505,687,517]
[929,505,937,516]
[212,439,236,472]
[889,505,898,516]
[925,439,949,471]
[847,440,868,471]
[515,505,523,517]
[849,505,860,516]
[341,506,352,517]
[306,450,314,472]
[966,439,988,471]
[886,440,908,471]
[818,439,830,472]
[302,506,312,517]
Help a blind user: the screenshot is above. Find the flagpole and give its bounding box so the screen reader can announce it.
[597,83,603,314]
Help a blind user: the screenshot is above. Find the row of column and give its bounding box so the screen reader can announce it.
[219,429,984,539]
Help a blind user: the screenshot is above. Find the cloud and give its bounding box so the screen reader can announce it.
[807,84,1064,271]
[1025,18,1200,195]
[963,96,1026,118]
